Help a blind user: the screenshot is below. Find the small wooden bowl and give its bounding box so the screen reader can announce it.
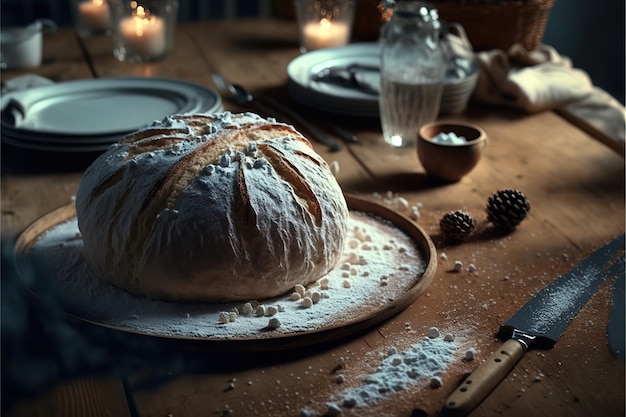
[417,122,487,181]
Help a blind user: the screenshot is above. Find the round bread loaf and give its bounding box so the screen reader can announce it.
[75,112,349,302]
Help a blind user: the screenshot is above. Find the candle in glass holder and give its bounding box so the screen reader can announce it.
[78,0,111,31]
[119,6,166,58]
[302,18,350,51]
[294,0,355,53]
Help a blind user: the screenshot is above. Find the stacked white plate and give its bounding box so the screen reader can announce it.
[288,43,381,118]
[1,77,223,152]
[287,43,479,118]
[439,54,480,115]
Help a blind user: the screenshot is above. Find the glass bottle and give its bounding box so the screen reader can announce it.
[379,1,445,148]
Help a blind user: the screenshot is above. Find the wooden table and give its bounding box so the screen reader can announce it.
[2,18,624,417]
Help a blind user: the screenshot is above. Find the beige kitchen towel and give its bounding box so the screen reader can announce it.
[473,44,625,154]
[473,44,594,112]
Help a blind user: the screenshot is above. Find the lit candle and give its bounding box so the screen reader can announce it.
[302,18,350,51]
[78,0,111,31]
[119,6,166,58]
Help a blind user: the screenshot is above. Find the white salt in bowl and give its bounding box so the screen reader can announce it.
[417,121,487,181]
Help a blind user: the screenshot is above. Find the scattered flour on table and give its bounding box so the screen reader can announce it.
[297,329,460,416]
[333,333,457,408]
[27,210,426,339]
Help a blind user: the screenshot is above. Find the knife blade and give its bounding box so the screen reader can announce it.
[441,234,625,417]
[608,259,625,361]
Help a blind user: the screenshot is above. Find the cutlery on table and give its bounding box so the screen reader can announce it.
[311,63,380,96]
[211,71,344,152]
[441,234,625,416]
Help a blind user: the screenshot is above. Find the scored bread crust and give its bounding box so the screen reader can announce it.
[75,112,349,302]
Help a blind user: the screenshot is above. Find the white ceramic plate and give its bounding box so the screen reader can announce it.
[287,42,479,117]
[1,133,114,153]
[1,77,222,138]
[287,43,381,117]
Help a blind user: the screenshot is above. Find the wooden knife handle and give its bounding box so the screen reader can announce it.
[441,339,526,416]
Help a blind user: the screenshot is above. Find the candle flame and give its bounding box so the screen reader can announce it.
[320,18,332,29]
[93,0,105,5]
[130,2,156,37]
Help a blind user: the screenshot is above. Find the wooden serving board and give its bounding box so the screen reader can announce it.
[14,194,436,351]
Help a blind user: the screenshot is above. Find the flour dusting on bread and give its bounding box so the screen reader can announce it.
[76,112,349,302]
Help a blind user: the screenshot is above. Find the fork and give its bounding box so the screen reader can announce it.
[211,71,343,152]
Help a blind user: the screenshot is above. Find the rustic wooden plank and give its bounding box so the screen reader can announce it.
[6,377,132,417]
[0,27,94,83]
[81,27,216,84]
[1,17,624,417]
[1,173,82,239]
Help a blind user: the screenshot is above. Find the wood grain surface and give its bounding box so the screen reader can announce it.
[2,18,624,417]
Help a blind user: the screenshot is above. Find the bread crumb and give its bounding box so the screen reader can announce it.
[218,311,230,324]
[294,284,306,295]
[320,278,330,290]
[430,376,443,388]
[451,261,463,272]
[343,397,357,408]
[300,408,315,417]
[267,317,281,329]
[330,160,340,176]
[428,327,441,338]
[327,402,342,416]
[344,251,359,264]
[409,206,420,221]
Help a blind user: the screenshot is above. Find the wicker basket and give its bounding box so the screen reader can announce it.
[433,0,557,52]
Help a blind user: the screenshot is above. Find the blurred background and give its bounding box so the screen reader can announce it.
[1,0,624,104]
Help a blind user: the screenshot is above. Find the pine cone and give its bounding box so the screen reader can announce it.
[440,210,476,241]
[486,189,530,230]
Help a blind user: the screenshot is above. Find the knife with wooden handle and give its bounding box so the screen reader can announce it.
[441,234,625,417]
